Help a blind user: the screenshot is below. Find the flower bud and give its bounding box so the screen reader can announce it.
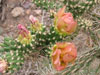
[29,15,42,31]
[18,24,32,45]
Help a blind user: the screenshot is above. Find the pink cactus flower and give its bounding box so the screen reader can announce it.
[51,42,77,71]
[17,24,32,44]
[54,6,77,35]
[18,24,29,37]
[29,15,42,31]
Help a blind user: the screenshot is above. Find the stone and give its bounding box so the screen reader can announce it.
[21,1,31,9]
[11,7,24,17]
[30,4,37,9]
[34,10,42,15]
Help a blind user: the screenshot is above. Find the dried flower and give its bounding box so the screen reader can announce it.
[18,24,32,45]
[51,42,77,71]
[29,15,42,31]
[54,6,77,35]
[0,59,7,73]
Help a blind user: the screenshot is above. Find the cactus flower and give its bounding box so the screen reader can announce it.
[29,15,42,31]
[51,42,77,71]
[18,24,32,45]
[54,6,77,35]
[0,59,7,73]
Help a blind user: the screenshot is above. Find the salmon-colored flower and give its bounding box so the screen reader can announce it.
[54,6,77,35]
[29,15,42,31]
[18,24,32,45]
[51,42,77,71]
[0,59,7,73]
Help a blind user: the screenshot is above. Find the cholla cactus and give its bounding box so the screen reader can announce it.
[0,25,34,74]
[33,0,56,10]
[0,1,99,74]
[0,37,24,74]
[33,0,96,17]
[64,0,96,17]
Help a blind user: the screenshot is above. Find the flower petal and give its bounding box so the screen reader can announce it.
[29,15,38,24]
[56,6,66,19]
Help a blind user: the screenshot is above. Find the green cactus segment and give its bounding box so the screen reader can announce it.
[1,50,24,74]
[31,26,65,47]
[33,0,55,10]
[0,37,16,52]
[64,0,96,17]
[30,25,66,56]
[16,38,36,54]
[0,37,35,54]
[77,17,99,45]
[77,17,93,29]
[0,37,35,74]
[40,45,51,57]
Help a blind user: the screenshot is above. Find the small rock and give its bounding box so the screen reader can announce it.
[26,9,31,15]
[34,10,42,15]
[11,7,24,17]
[30,4,37,9]
[21,1,31,9]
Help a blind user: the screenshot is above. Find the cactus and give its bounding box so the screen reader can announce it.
[30,25,67,56]
[0,0,100,74]
[33,0,97,17]
[0,36,35,74]
[33,0,56,10]
[36,46,100,75]
[64,0,96,17]
[0,37,24,74]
